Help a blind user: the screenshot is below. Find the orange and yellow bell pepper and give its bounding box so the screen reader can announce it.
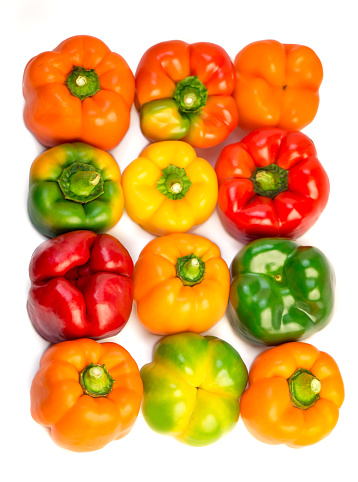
[122,141,218,235]
[233,40,323,131]
[133,234,230,334]
[240,342,344,447]
[30,338,143,452]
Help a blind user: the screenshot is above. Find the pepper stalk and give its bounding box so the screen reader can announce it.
[80,363,114,397]
[176,254,205,286]
[288,368,321,410]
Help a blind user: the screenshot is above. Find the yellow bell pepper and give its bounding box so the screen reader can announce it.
[122,141,218,235]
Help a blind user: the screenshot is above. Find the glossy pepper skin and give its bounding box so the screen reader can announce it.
[28,142,124,237]
[135,40,238,148]
[133,234,230,334]
[215,128,329,242]
[31,338,143,452]
[241,342,344,447]
[233,40,323,131]
[122,141,218,236]
[23,35,135,150]
[27,231,134,343]
[141,333,248,446]
[228,238,334,346]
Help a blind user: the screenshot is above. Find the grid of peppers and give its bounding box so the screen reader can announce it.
[25,35,344,452]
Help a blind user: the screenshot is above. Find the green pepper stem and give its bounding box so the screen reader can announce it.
[76,76,88,87]
[251,164,288,199]
[170,182,183,194]
[156,164,192,200]
[288,368,321,410]
[69,170,101,197]
[58,162,104,204]
[176,254,205,286]
[255,171,277,191]
[79,363,114,397]
[174,76,208,114]
[66,66,101,101]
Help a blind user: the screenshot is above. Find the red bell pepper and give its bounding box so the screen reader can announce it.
[215,128,329,242]
[27,231,134,343]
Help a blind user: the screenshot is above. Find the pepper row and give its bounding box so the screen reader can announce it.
[28,131,329,241]
[23,35,343,453]
[29,232,334,344]
[24,36,322,150]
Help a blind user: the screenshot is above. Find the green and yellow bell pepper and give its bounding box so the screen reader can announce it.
[228,238,335,346]
[28,142,124,237]
[140,332,248,446]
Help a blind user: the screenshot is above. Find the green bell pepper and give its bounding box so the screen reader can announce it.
[28,142,124,238]
[228,238,334,346]
[140,332,248,446]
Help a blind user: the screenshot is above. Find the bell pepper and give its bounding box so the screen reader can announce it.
[215,128,329,242]
[140,332,248,446]
[23,35,135,151]
[27,230,134,343]
[233,40,323,131]
[241,342,344,447]
[122,141,218,236]
[135,40,238,148]
[28,142,124,237]
[31,338,143,452]
[228,238,334,346]
[133,233,230,334]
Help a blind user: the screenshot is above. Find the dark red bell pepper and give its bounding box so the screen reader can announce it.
[27,230,134,343]
[215,128,330,242]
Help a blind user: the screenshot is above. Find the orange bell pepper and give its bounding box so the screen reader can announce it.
[30,338,143,452]
[133,234,230,334]
[240,342,344,447]
[135,40,238,148]
[23,35,135,150]
[233,40,323,131]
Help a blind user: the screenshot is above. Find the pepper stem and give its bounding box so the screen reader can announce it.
[176,254,205,286]
[76,76,88,87]
[79,363,114,397]
[251,164,288,199]
[58,162,104,203]
[66,66,101,101]
[156,164,192,200]
[69,171,101,197]
[288,368,321,410]
[174,76,208,114]
[170,182,183,194]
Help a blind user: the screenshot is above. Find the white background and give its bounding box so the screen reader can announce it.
[2,1,357,481]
